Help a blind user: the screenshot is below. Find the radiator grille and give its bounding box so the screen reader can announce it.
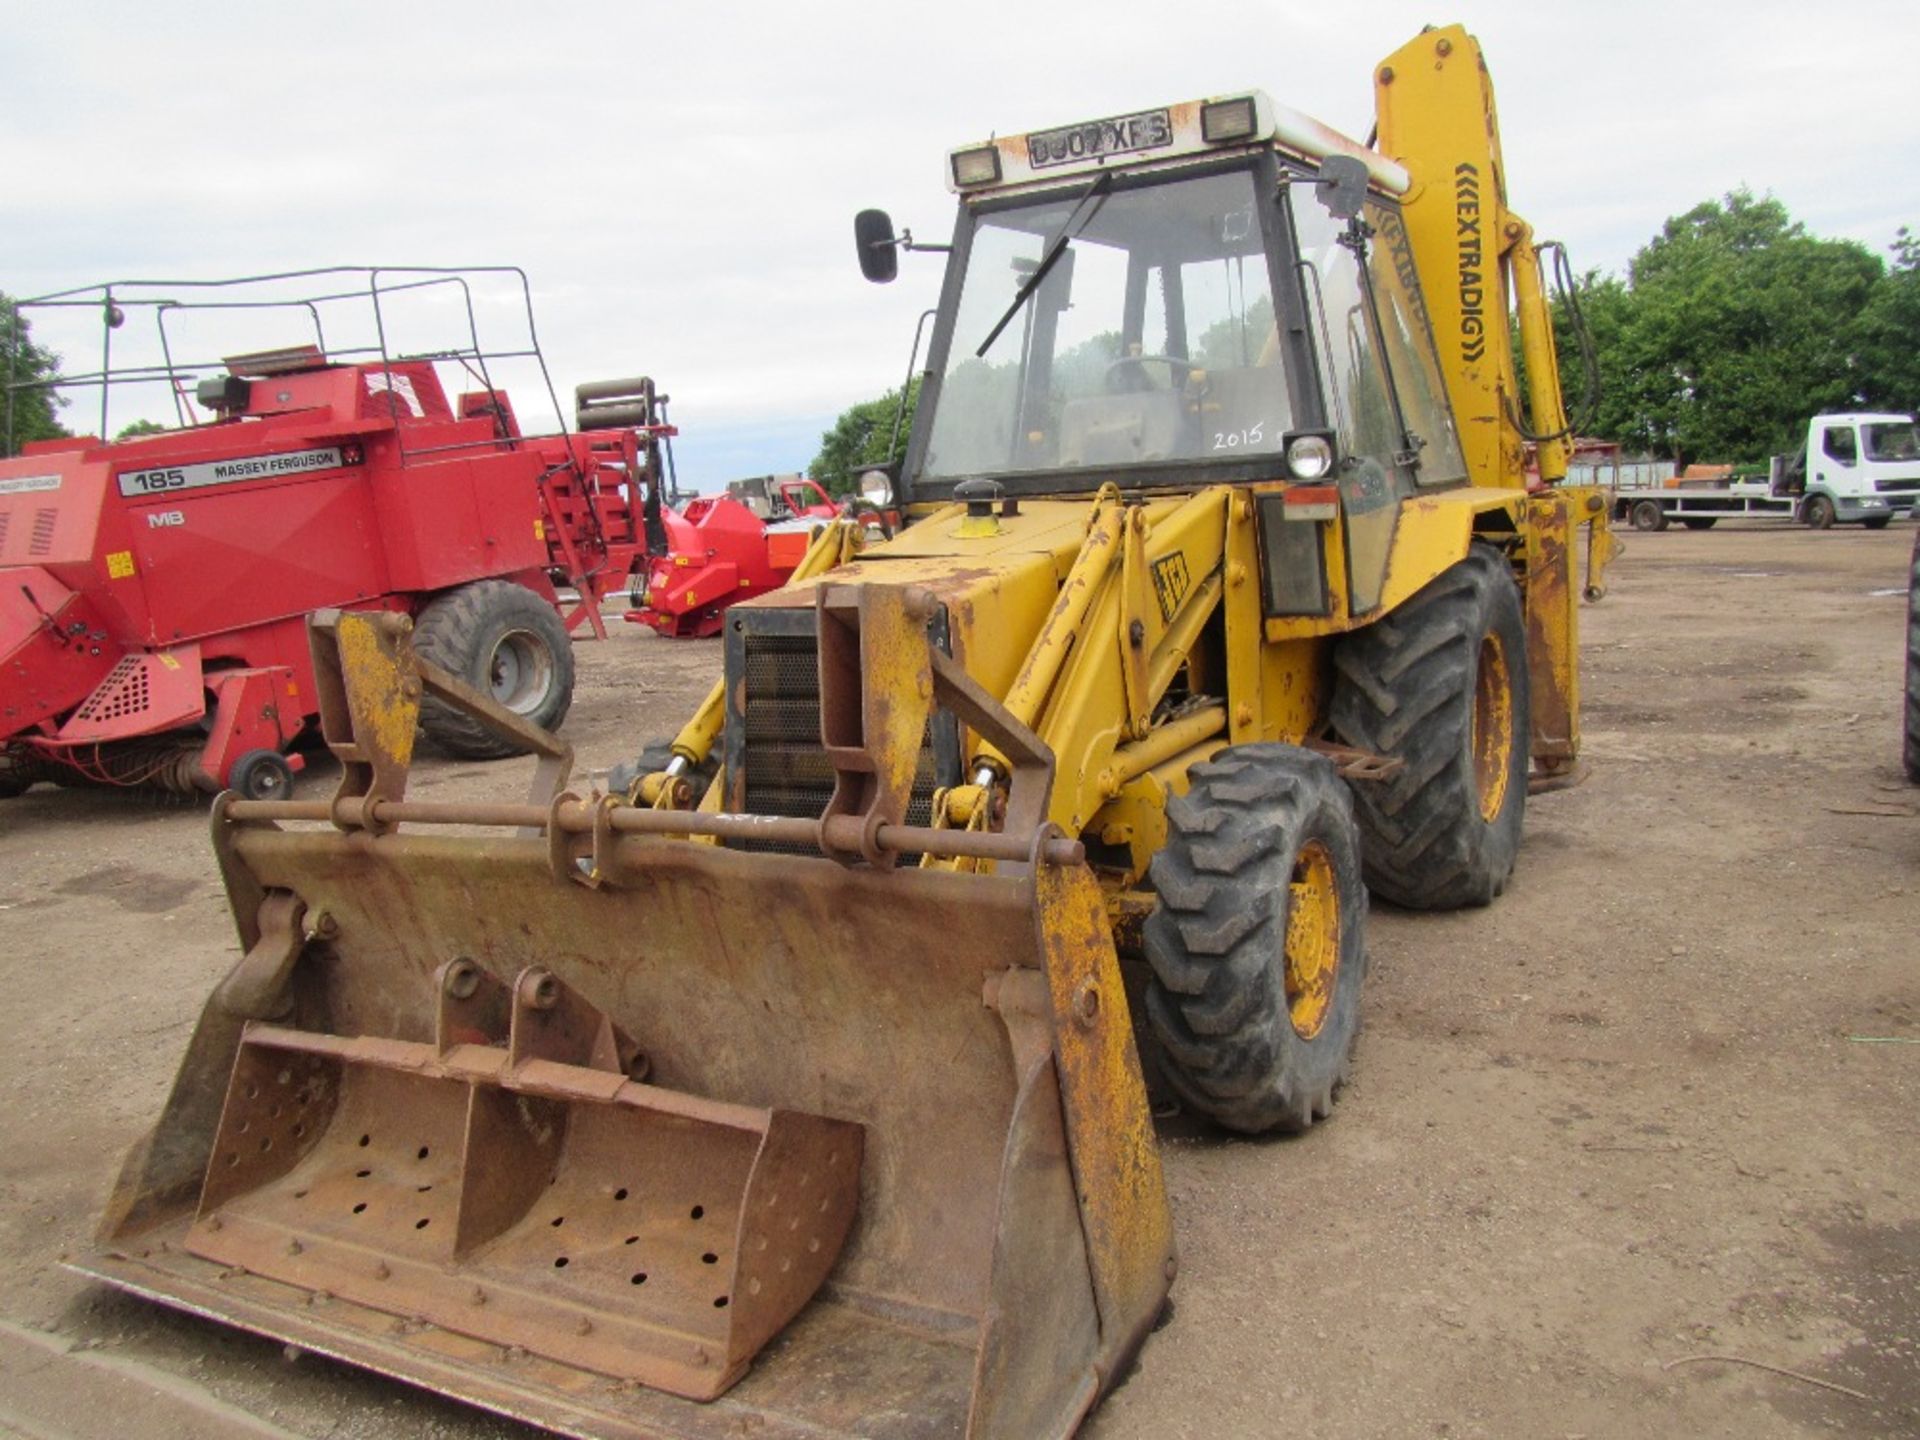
[29,508,57,556]
[734,627,947,856]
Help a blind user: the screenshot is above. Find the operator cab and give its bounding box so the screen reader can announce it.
[859,93,1467,513]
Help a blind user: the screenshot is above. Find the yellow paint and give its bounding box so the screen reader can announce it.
[1473,631,1514,821]
[158,654,181,670]
[105,550,135,579]
[1284,841,1340,1039]
[335,617,418,767]
[534,518,545,540]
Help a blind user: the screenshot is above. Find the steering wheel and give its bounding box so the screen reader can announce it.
[1104,354,1193,394]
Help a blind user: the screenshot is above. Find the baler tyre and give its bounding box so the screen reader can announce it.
[607,737,718,805]
[413,580,575,760]
[1805,494,1836,530]
[1142,744,1368,1136]
[1863,515,1891,531]
[228,749,295,802]
[1630,499,1667,532]
[1680,517,1718,531]
[1904,530,1920,784]
[0,750,32,800]
[1330,543,1530,910]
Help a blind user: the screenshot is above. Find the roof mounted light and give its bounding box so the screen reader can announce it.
[950,146,1002,188]
[1201,97,1259,144]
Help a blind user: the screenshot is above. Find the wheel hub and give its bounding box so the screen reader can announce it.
[1471,633,1513,823]
[486,629,554,714]
[1283,840,1340,1040]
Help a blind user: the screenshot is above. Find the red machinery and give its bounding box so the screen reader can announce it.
[625,474,839,638]
[1,268,668,800]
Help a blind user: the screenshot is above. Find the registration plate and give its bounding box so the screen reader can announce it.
[1026,108,1174,170]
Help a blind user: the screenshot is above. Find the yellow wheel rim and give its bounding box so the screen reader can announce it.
[1471,633,1513,823]
[1283,841,1341,1040]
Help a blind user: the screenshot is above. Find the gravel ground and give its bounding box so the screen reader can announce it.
[0,521,1913,1439]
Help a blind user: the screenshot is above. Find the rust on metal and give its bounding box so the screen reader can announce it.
[178,957,862,1402]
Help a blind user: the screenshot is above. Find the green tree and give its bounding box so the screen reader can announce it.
[1548,192,1888,466]
[116,418,168,440]
[2,293,69,456]
[1857,227,1920,417]
[811,376,919,494]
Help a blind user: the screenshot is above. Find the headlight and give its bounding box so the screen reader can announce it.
[1285,433,1336,481]
[858,468,894,507]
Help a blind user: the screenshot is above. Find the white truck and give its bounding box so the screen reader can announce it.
[1609,413,1920,532]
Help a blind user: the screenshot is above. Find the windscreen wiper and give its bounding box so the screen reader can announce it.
[975,172,1113,358]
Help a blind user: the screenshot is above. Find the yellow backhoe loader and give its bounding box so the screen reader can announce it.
[81,25,1615,1440]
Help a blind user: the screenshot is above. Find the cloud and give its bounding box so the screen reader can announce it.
[6,0,1915,486]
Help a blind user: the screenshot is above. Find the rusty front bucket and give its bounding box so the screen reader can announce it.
[183,957,859,1401]
[79,820,1175,1440]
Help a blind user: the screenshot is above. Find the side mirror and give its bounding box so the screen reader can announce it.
[1313,155,1370,221]
[855,209,899,284]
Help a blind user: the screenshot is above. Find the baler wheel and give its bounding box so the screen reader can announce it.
[414,581,575,760]
[1330,544,1530,910]
[1904,529,1920,784]
[1142,745,1367,1135]
[228,748,295,801]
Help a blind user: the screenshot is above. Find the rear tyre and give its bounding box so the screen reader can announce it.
[1143,745,1367,1135]
[1680,517,1718,531]
[1905,531,1919,784]
[1331,544,1531,909]
[1630,499,1667,532]
[413,581,575,760]
[1805,494,1836,529]
[228,748,295,801]
[1864,515,1892,531]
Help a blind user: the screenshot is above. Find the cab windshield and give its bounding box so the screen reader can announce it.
[1864,421,1919,463]
[921,166,1288,482]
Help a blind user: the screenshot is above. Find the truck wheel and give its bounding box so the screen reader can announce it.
[1142,745,1367,1135]
[228,749,295,801]
[607,737,718,804]
[1680,517,1718,531]
[413,581,575,759]
[1863,515,1891,531]
[1905,531,1920,784]
[1630,499,1667,532]
[1331,544,1530,910]
[1805,495,1836,529]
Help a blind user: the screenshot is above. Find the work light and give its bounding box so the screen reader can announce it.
[1201,97,1259,143]
[950,146,1002,187]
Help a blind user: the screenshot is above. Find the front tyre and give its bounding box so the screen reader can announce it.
[1143,745,1368,1135]
[1331,544,1531,909]
[1805,494,1836,529]
[413,580,575,759]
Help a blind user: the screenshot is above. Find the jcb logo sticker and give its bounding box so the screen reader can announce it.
[1151,552,1190,623]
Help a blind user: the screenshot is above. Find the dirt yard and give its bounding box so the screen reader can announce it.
[0,523,1914,1439]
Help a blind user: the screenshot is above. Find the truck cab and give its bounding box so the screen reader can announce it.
[1775,412,1918,528]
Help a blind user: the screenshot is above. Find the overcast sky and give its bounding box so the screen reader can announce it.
[6,0,1916,488]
